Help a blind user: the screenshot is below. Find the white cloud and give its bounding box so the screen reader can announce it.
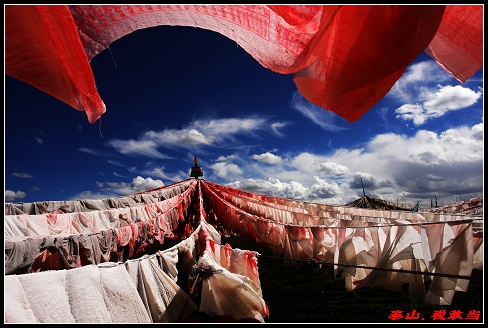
[70,190,118,201]
[5,190,27,202]
[228,177,309,200]
[112,171,131,179]
[216,154,238,162]
[425,173,443,181]
[402,127,483,165]
[107,139,171,158]
[127,176,164,192]
[271,121,291,136]
[395,104,426,126]
[140,166,171,180]
[109,117,269,157]
[227,122,483,205]
[291,152,364,176]
[291,91,348,132]
[278,180,309,199]
[395,85,482,126]
[251,152,283,164]
[471,122,483,140]
[317,162,351,176]
[192,117,266,136]
[389,60,452,102]
[423,85,481,112]
[177,129,215,145]
[107,160,125,167]
[11,172,33,178]
[93,176,165,197]
[140,166,187,182]
[307,176,343,200]
[211,162,243,179]
[227,176,344,204]
[79,147,111,157]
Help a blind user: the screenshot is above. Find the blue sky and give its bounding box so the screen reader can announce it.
[5,25,484,207]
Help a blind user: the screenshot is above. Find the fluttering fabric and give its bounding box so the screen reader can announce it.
[4,180,268,322]
[4,262,153,323]
[4,180,193,216]
[4,180,198,274]
[4,178,483,321]
[4,218,267,323]
[5,5,482,123]
[200,180,482,305]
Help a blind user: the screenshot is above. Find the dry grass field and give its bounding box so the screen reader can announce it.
[142,211,483,324]
[222,235,484,324]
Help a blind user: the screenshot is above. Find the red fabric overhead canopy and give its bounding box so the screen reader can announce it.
[5,5,483,124]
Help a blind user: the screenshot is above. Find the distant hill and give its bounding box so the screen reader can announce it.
[423,196,483,217]
[345,195,483,217]
[345,196,415,211]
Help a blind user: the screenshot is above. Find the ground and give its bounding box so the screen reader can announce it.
[222,235,484,324]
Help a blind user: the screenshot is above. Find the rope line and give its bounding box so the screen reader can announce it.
[98,116,103,138]
[257,253,474,280]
